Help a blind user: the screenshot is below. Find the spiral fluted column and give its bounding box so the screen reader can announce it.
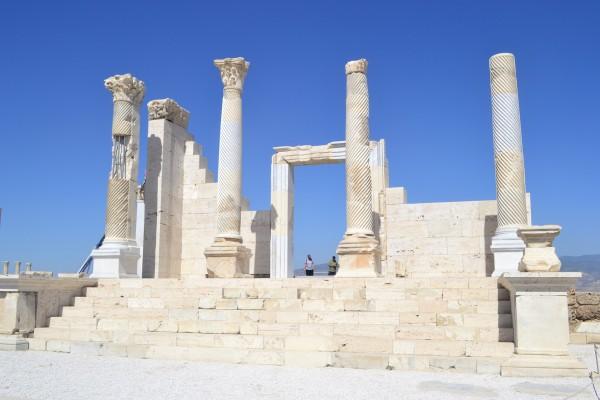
[215,58,247,240]
[205,57,250,278]
[92,74,145,278]
[489,53,528,276]
[336,59,380,278]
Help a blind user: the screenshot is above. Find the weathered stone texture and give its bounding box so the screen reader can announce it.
[30,277,517,375]
[143,118,192,278]
[385,200,498,277]
[569,291,600,331]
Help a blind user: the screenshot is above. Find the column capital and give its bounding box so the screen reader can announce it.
[147,98,190,129]
[345,59,368,75]
[214,57,250,91]
[104,74,145,105]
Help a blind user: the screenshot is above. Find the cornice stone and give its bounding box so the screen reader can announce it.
[147,98,190,129]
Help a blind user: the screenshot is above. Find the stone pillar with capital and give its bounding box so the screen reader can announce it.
[142,98,191,279]
[489,53,529,276]
[336,59,380,277]
[205,57,250,278]
[92,74,145,278]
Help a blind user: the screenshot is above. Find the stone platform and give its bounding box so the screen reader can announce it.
[27,277,518,374]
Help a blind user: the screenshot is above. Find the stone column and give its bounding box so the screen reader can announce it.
[92,74,145,278]
[489,53,529,276]
[205,58,250,278]
[270,159,294,278]
[336,59,380,277]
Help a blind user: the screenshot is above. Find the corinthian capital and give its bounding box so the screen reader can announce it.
[104,74,145,105]
[345,59,368,75]
[147,98,190,129]
[214,57,250,91]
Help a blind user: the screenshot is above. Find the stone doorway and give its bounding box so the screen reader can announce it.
[269,140,387,278]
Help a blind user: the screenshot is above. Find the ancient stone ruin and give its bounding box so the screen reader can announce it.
[0,54,586,377]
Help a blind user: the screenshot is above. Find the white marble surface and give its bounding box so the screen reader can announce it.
[0,348,596,399]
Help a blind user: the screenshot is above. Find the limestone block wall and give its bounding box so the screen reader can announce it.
[568,291,600,344]
[386,198,497,277]
[569,291,600,323]
[385,194,531,277]
[241,210,271,276]
[179,140,270,278]
[180,141,217,277]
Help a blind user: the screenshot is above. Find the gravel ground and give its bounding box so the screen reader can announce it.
[0,346,599,400]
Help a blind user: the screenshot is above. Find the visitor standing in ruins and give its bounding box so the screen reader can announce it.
[328,256,339,276]
[304,255,314,276]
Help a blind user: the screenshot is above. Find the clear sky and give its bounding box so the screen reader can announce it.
[0,0,598,273]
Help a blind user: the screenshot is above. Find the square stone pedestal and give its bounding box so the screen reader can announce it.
[0,292,36,336]
[91,242,140,278]
[336,235,380,278]
[205,240,250,278]
[491,229,525,276]
[499,272,587,376]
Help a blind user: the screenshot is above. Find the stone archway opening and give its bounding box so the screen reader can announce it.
[269,140,387,278]
[292,155,346,277]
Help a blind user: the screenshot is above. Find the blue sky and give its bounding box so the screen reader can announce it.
[0,0,598,272]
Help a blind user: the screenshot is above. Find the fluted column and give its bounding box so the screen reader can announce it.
[205,57,250,278]
[489,53,528,276]
[92,74,145,278]
[104,74,145,243]
[336,59,380,278]
[215,58,248,241]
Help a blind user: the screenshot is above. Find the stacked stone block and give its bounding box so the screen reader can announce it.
[178,142,268,278]
[386,198,530,278]
[143,99,192,278]
[180,141,217,277]
[569,291,600,344]
[30,277,514,374]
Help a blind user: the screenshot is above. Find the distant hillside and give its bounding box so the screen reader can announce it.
[292,256,600,290]
[561,254,600,291]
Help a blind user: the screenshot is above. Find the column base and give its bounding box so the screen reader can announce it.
[491,229,525,276]
[204,239,250,278]
[91,241,140,278]
[336,234,380,278]
[501,354,587,377]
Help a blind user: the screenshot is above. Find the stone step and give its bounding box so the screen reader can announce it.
[48,316,514,344]
[39,277,516,376]
[394,325,514,342]
[57,306,512,330]
[27,337,507,374]
[48,313,514,346]
[71,295,512,314]
[84,285,510,302]
[96,277,504,290]
[34,319,513,356]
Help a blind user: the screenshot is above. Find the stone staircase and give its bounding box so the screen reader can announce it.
[28,277,515,374]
